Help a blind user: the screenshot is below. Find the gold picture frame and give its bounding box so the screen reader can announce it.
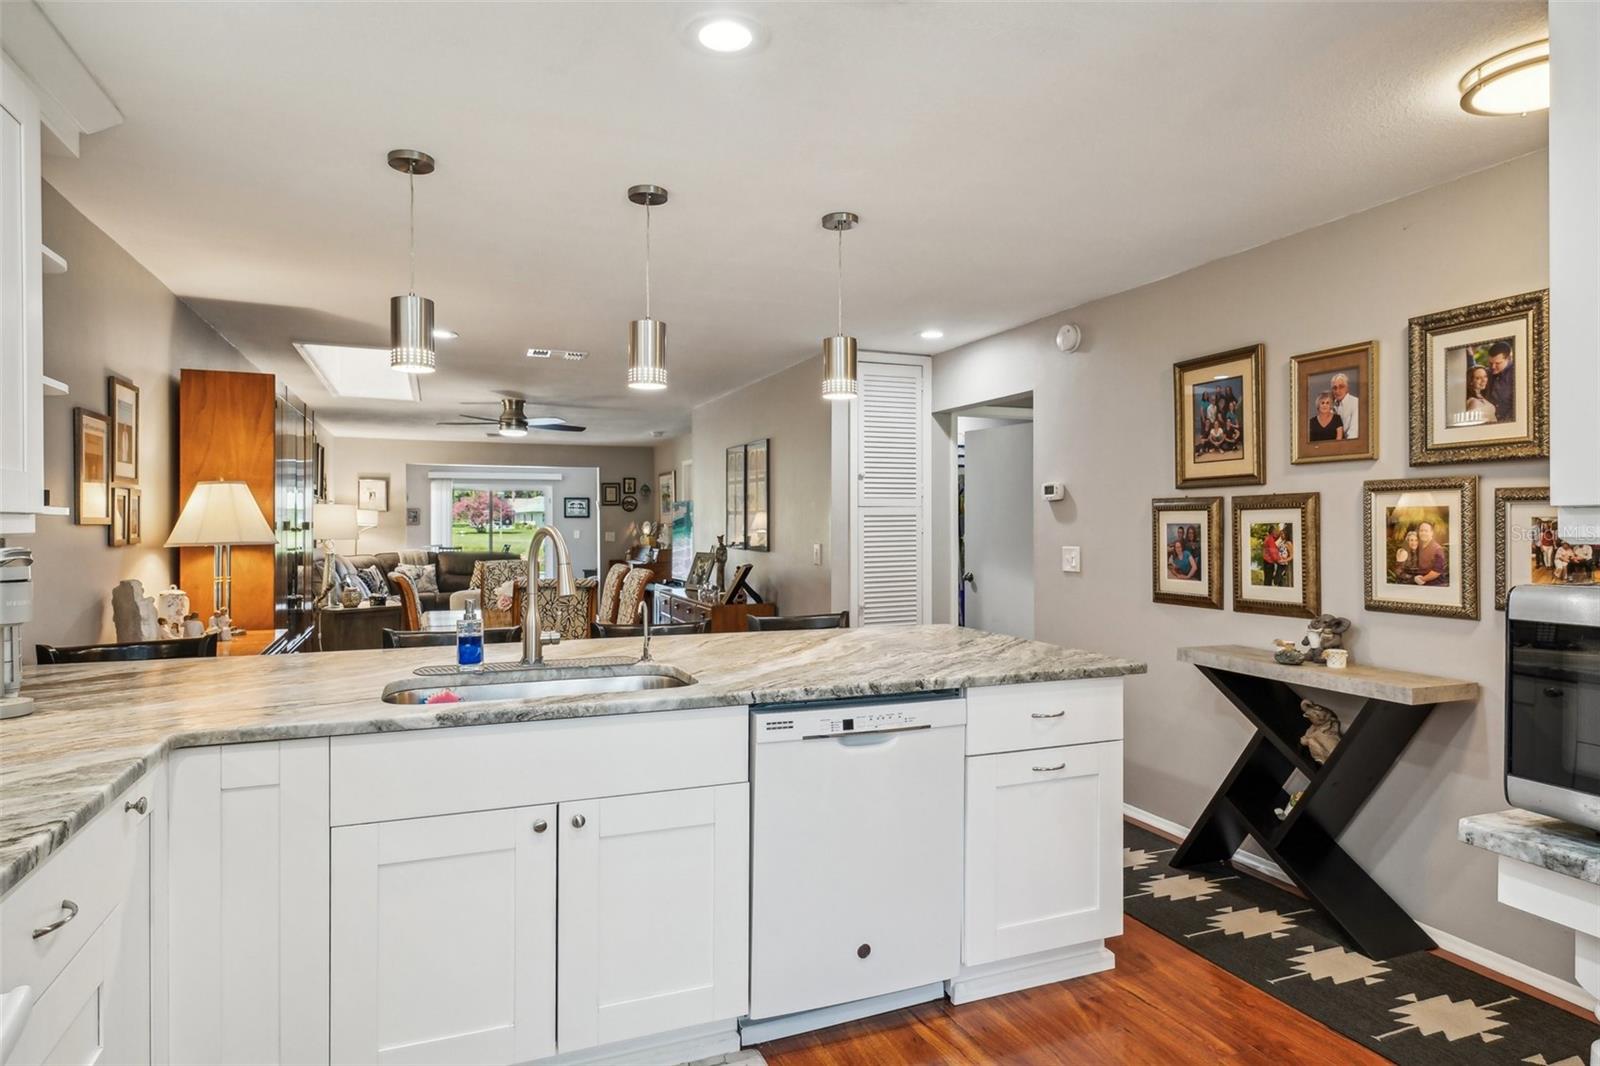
[1362,476,1479,619]
[1408,290,1548,465]
[110,485,130,547]
[73,408,111,526]
[1290,341,1377,464]
[1172,344,1265,488]
[1231,492,1320,619]
[1492,486,1594,611]
[1152,496,1223,609]
[108,375,140,485]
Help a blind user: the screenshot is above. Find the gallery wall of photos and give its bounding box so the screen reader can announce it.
[1153,288,1574,622]
[73,375,143,547]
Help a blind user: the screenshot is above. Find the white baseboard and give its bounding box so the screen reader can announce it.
[1121,803,1597,1013]
[739,982,945,1046]
[537,1019,741,1065]
[946,942,1115,1005]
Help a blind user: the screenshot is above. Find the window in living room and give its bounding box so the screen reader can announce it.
[444,484,555,576]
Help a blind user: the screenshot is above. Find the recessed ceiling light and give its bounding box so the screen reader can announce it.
[433,328,458,340]
[697,17,754,53]
[919,328,944,341]
[1460,38,1549,116]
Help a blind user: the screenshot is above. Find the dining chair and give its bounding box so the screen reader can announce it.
[36,632,220,664]
[746,611,850,632]
[590,620,708,638]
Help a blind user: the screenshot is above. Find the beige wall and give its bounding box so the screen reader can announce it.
[26,184,254,653]
[655,358,833,614]
[932,152,1572,981]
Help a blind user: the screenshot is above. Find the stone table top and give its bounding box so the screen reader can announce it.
[0,624,1144,897]
[1459,809,1600,886]
[1177,645,1479,706]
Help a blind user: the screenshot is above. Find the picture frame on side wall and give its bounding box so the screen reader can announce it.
[73,408,111,526]
[1152,496,1223,609]
[1363,476,1479,619]
[108,375,140,485]
[127,487,141,545]
[658,471,676,525]
[1494,486,1593,610]
[109,485,130,547]
[1231,493,1320,618]
[563,497,591,520]
[1172,345,1265,488]
[622,476,638,495]
[357,476,390,512]
[1290,342,1378,464]
[1408,289,1548,465]
[601,482,621,506]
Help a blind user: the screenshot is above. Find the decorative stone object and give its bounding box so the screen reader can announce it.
[1272,641,1306,665]
[111,580,160,642]
[1299,699,1342,764]
[1299,614,1351,664]
[339,586,364,609]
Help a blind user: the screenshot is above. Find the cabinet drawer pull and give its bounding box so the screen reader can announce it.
[570,814,587,829]
[1032,763,1067,773]
[532,819,548,833]
[1031,710,1066,719]
[125,796,148,815]
[31,899,79,940]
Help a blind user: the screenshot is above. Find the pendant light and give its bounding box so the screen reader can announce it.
[820,211,860,401]
[626,184,669,391]
[388,149,437,374]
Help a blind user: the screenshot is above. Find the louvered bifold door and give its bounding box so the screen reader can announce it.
[852,359,929,625]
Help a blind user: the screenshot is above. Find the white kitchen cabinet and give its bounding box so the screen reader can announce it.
[962,741,1123,966]
[330,805,556,1066]
[557,784,749,1054]
[0,56,45,533]
[165,739,328,1066]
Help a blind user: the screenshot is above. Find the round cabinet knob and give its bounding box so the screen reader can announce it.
[532,819,548,834]
[125,797,148,815]
[571,814,587,829]
[857,943,871,959]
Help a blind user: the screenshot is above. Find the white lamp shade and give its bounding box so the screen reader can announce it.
[165,481,275,547]
[313,502,360,542]
[356,508,380,530]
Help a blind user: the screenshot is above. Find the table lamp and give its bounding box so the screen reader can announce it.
[355,508,379,554]
[165,481,276,636]
[313,503,360,607]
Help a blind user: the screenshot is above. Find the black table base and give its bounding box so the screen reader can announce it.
[1171,665,1436,959]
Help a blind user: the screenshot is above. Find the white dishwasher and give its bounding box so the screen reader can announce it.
[748,692,966,1025]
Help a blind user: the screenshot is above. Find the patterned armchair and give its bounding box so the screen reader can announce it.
[509,577,600,640]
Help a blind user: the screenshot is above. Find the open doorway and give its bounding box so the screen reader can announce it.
[955,394,1034,638]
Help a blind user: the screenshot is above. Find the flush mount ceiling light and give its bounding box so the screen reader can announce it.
[1459,38,1549,116]
[919,328,944,341]
[685,13,763,55]
[820,211,860,402]
[626,184,670,391]
[387,149,438,374]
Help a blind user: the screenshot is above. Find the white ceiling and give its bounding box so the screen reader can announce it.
[39,1,1548,445]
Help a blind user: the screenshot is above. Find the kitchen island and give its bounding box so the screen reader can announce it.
[1,625,1144,1066]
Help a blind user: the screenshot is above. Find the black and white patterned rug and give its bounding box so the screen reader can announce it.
[1123,822,1600,1065]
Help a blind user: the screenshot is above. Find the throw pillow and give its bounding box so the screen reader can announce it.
[359,565,390,596]
[395,563,438,594]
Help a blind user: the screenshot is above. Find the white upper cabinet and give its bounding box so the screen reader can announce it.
[0,57,44,533]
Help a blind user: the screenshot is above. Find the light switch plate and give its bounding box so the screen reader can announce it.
[812,543,823,565]
[1061,546,1081,573]
[604,531,616,543]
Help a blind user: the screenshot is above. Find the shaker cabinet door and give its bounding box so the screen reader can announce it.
[963,741,1123,965]
[557,784,748,1054]
[330,805,556,1066]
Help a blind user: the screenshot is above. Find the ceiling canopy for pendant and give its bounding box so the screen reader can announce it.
[820,211,860,401]
[388,148,437,375]
[626,184,669,391]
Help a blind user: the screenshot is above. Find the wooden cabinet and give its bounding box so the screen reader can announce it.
[165,739,328,1066]
[557,784,748,1053]
[329,806,557,1066]
[650,586,776,632]
[962,741,1123,965]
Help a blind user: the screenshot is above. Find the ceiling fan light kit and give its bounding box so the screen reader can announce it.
[435,398,587,436]
[387,149,438,374]
[626,184,670,391]
[820,211,860,401]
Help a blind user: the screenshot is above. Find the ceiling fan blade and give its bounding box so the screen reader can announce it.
[436,416,497,426]
[536,423,586,432]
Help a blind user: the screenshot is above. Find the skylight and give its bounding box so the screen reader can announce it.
[294,343,420,402]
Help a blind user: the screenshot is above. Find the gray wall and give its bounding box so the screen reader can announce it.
[655,358,833,614]
[26,183,254,652]
[932,152,1572,981]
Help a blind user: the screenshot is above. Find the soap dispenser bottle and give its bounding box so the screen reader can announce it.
[456,598,484,671]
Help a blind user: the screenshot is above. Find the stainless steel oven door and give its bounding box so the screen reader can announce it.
[1506,584,1600,830]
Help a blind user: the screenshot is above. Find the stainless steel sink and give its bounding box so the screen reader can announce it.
[381,664,696,705]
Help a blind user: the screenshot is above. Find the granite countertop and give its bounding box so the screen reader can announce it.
[1459,809,1600,885]
[0,624,1144,897]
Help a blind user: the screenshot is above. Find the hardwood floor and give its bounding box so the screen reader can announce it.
[756,918,1389,1065]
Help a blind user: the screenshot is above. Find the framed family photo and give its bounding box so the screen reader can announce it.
[1494,487,1595,610]
[1290,341,1377,464]
[1232,492,1320,618]
[1152,496,1223,609]
[1363,476,1479,619]
[1173,345,1265,488]
[1408,289,1548,465]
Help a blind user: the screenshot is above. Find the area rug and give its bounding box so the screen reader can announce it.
[1122,822,1599,1065]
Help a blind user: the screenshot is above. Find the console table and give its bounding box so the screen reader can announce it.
[648,585,776,633]
[1174,645,1478,958]
[314,603,402,652]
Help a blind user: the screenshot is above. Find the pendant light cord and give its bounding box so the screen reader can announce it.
[407,165,417,296]
[644,202,653,320]
[836,227,844,336]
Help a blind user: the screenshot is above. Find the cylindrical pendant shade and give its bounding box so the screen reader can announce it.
[390,293,437,374]
[627,317,668,390]
[821,334,858,401]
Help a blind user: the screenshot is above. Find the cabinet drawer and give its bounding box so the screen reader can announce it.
[964,679,1122,755]
[0,769,154,1002]
[329,705,747,825]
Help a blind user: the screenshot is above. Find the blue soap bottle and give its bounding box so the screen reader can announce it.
[456,598,484,671]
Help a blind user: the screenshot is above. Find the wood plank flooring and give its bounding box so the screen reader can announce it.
[756,918,1390,1065]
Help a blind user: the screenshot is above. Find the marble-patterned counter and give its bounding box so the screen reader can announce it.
[1459,808,1600,885]
[0,624,1143,896]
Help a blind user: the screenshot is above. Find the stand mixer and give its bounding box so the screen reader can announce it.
[1,545,34,720]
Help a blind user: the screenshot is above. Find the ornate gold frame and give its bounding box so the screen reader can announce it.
[1152,496,1224,610]
[1362,476,1479,619]
[1407,289,1548,465]
[1172,344,1266,488]
[1230,492,1320,619]
[1493,485,1550,611]
[1289,341,1378,465]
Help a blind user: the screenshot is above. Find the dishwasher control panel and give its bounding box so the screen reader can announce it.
[753,694,966,743]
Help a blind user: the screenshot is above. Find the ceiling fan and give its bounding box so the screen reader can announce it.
[436,398,585,437]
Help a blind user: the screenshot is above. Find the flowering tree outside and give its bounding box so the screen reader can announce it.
[453,492,515,532]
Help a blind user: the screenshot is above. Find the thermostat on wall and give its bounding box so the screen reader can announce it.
[1041,482,1066,501]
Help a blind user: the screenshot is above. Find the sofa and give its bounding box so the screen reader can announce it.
[316,549,519,612]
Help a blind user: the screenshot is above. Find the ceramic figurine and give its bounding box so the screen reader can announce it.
[1275,790,1305,820]
[182,613,206,638]
[1299,699,1343,763]
[155,584,190,630]
[208,609,233,639]
[713,535,729,591]
[1298,614,1351,664]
